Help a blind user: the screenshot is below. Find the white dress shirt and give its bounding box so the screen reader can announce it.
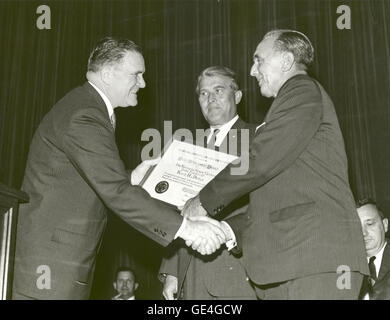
[88,81,115,124]
[207,115,239,146]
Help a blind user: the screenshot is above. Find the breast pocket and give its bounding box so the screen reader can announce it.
[269,201,315,223]
[268,201,318,249]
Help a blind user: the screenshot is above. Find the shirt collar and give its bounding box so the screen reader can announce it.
[208,115,239,147]
[88,81,114,119]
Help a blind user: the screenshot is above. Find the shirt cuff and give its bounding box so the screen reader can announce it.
[174,216,187,239]
[221,221,237,251]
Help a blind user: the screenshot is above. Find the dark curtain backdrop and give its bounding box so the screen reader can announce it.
[1,0,389,299]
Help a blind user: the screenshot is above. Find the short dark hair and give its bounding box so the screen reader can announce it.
[263,29,314,70]
[87,37,142,72]
[196,66,240,95]
[114,267,136,282]
[356,198,385,219]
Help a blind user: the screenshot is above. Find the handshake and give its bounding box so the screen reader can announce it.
[177,195,234,256]
[132,158,234,256]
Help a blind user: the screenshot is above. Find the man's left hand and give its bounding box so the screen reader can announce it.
[131,157,161,185]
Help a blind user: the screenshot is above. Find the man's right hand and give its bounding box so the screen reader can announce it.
[179,216,228,255]
[162,275,178,300]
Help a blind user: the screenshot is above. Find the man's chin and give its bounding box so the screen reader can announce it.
[119,100,138,108]
[260,87,273,98]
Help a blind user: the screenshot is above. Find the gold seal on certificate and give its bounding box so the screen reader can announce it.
[140,139,238,207]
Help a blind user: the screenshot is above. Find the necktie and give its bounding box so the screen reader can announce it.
[207,129,220,150]
[369,256,377,284]
[110,113,116,130]
[361,256,377,299]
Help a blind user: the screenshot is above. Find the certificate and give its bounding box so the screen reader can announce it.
[140,139,238,207]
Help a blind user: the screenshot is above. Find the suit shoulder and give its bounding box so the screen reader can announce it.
[281,75,322,99]
[55,84,100,109]
[49,85,108,136]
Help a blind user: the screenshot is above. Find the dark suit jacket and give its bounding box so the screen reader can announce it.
[159,118,257,299]
[200,74,369,285]
[370,242,390,300]
[13,82,182,299]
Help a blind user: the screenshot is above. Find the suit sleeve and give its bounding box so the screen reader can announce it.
[200,78,323,219]
[158,253,179,281]
[62,107,182,247]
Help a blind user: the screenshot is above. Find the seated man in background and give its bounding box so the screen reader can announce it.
[357,199,390,300]
[159,66,257,300]
[112,267,139,300]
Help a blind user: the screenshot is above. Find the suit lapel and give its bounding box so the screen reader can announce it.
[377,243,390,282]
[219,117,247,155]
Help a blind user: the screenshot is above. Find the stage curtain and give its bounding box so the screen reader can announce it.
[1,0,389,299]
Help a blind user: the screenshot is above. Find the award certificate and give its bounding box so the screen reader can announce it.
[140,139,238,207]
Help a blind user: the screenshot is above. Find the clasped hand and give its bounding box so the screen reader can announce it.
[179,196,230,255]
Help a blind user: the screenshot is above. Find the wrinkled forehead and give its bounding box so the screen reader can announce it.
[254,36,277,60]
[199,75,234,90]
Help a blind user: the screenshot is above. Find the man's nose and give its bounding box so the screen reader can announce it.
[208,92,216,102]
[137,74,146,88]
[250,63,258,77]
[362,225,368,237]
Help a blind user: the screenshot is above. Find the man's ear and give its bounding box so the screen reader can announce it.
[383,218,388,234]
[101,66,113,85]
[135,283,139,291]
[113,282,117,290]
[281,52,295,72]
[234,90,242,104]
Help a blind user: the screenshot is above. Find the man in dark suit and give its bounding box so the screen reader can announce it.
[357,199,390,300]
[182,30,369,299]
[159,66,257,300]
[12,37,227,300]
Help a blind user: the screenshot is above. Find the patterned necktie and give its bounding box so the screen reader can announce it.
[207,128,220,150]
[110,113,116,130]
